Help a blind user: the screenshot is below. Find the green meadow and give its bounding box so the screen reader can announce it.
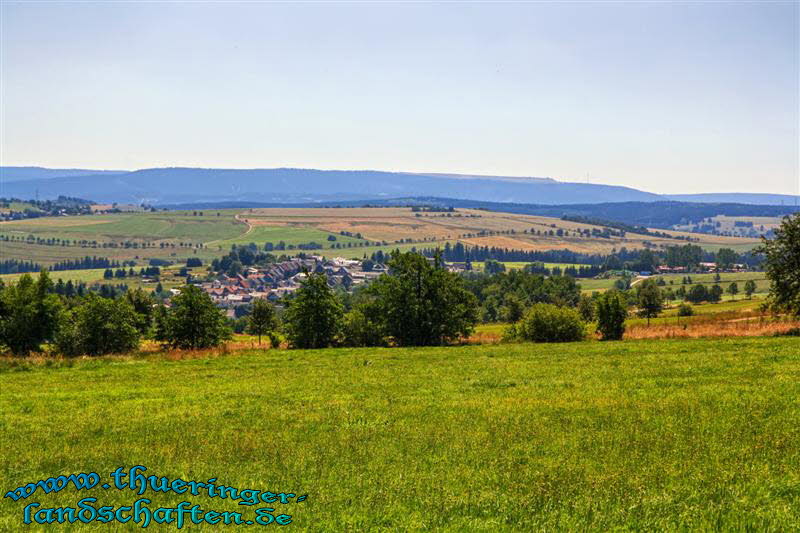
[2,336,799,531]
[210,225,368,250]
[0,213,243,242]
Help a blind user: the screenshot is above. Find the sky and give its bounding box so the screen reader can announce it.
[1,1,798,195]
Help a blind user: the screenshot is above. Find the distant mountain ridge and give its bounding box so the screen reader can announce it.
[0,166,128,182]
[0,166,796,207]
[161,197,800,229]
[0,166,661,205]
[665,193,800,206]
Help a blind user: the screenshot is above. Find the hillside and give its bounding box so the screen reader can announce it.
[167,198,800,230]
[0,207,761,268]
[0,166,127,182]
[666,193,800,205]
[0,167,664,205]
[2,337,799,530]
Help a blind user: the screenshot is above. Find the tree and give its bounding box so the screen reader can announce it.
[499,293,524,323]
[160,285,232,349]
[55,295,141,356]
[283,273,344,349]
[709,284,723,303]
[756,213,800,316]
[686,284,708,304]
[247,299,278,345]
[125,288,154,335]
[744,279,757,300]
[365,252,478,346]
[0,271,62,356]
[715,248,738,270]
[484,260,506,275]
[341,308,386,347]
[636,278,664,325]
[577,294,595,322]
[727,282,739,300]
[595,290,627,341]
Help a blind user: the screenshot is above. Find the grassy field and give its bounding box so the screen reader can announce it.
[0,207,762,267]
[579,271,770,296]
[210,225,368,250]
[1,337,799,530]
[470,296,798,344]
[0,265,208,292]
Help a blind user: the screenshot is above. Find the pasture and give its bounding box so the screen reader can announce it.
[1,207,762,267]
[226,207,761,257]
[1,337,799,530]
[578,271,771,297]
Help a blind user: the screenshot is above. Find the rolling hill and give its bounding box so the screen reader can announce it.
[665,192,800,205]
[0,166,128,182]
[0,167,664,205]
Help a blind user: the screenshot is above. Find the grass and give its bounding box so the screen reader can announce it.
[1,337,800,530]
[0,207,764,267]
[0,213,244,241]
[210,225,368,250]
[579,272,770,296]
[0,268,110,285]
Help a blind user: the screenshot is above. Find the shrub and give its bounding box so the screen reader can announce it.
[677,303,694,317]
[596,290,627,341]
[55,294,141,356]
[341,308,386,347]
[268,332,283,349]
[577,294,595,322]
[508,303,585,343]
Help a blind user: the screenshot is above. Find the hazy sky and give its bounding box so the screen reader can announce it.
[1,1,798,195]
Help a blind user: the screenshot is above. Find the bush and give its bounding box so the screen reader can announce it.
[341,308,386,347]
[507,303,585,343]
[268,332,283,349]
[677,303,694,317]
[577,294,595,322]
[55,294,141,356]
[596,290,627,341]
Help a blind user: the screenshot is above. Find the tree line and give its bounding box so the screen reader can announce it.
[2,212,798,357]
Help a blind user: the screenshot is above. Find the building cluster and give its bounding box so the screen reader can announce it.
[196,256,386,310]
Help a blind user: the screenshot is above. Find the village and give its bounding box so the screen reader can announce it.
[195,256,387,312]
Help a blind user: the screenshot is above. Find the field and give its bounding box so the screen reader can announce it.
[579,271,771,297]
[1,207,761,268]
[674,215,784,238]
[0,265,206,292]
[1,336,799,530]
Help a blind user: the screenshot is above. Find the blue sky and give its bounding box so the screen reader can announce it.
[1,1,797,194]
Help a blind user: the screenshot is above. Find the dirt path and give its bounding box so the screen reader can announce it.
[234,213,254,236]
